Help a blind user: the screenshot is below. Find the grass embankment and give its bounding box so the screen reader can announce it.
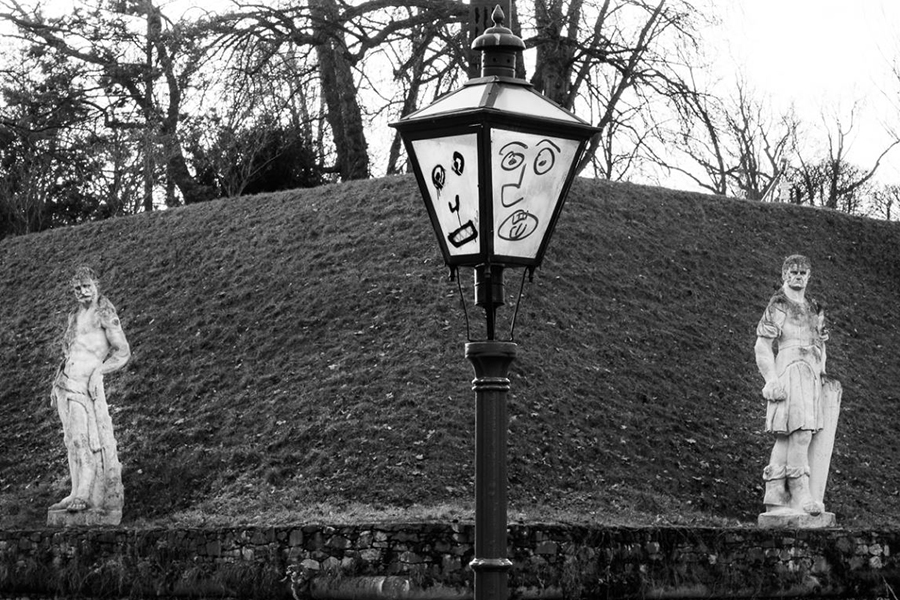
[1,175,899,530]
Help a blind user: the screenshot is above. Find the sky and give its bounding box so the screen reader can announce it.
[709,0,900,185]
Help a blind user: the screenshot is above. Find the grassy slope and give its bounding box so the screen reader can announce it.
[1,175,899,530]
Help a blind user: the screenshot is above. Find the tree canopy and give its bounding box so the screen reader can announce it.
[0,0,897,240]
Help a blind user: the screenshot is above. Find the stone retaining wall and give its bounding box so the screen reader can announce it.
[1,524,899,598]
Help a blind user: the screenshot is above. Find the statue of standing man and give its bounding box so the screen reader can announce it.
[48,266,130,526]
[755,255,841,528]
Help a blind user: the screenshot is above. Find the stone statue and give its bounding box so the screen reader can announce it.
[48,266,130,526]
[754,255,842,528]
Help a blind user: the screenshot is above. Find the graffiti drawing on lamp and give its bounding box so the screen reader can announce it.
[429,134,563,251]
[498,209,539,241]
[432,152,478,248]
[495,137,560,242]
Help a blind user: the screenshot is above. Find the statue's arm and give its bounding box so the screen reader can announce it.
[101,324,130,375]
[90,319,130,401]
[98,302,131,375]
[755,336,785,401]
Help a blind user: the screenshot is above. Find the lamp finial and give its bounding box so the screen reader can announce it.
[491,5,505,27]
[471,3,525,79]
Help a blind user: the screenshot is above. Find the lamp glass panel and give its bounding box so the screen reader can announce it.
[411,133,481,257]
[490,128,581,260]
[412,86,486,118]
[491,86,582,123]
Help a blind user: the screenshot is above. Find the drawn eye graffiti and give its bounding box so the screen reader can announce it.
[501,149,525,171]
[498,209,539,241]
[432,165,446,191]
[452,151,465,176]
[534,146,556,175]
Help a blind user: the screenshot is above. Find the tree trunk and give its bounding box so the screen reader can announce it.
[309,0,369,181]
[530,0,589,108]
[467,1,494,78]
[151,2,216,204]
[387,35,427,175]
[530,0,577,108]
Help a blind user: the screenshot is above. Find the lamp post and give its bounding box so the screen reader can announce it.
[390,7,598,599]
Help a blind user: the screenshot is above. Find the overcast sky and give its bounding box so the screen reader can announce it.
[709,0,900,185]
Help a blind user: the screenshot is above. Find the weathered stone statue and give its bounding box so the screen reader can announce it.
[754,255,842,528]
[48,267,130,526]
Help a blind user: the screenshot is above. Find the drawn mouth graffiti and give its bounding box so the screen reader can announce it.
[448,221,478,248]
[498,209,538,241]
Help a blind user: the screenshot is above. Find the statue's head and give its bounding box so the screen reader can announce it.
[70,266,99,304]
[781,254,811,291]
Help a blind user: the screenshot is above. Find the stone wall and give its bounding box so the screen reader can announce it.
[1,524,899,599]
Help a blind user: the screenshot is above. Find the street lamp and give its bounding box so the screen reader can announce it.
[390,6,598,600]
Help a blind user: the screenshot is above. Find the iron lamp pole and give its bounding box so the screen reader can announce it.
[467,338,516,600]
[390,6,599,599]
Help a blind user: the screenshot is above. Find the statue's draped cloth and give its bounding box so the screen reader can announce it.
[51,371,124,512]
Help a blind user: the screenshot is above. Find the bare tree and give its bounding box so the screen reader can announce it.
[0,0,726,233]
[308,0,368,180]
[0,38,111,237]
[512,1,707,177]
[654,71,799,199]
[211,0,469,181]
[0,0,220,206]
[383,19,442,175]
[384,8,472,174]
[660,71,730,195]
[181,25,326,195]
[724,80,798,200]
[794,103,899,212]
[869,183,900,221]
[251,0,709,181]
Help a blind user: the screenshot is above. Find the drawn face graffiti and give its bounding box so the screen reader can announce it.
[412,129,578,263]
[495,138,561,242]
[498,139,559,209]
[412,133,481,257]
[490,130,581,261]
[433,151,478,248]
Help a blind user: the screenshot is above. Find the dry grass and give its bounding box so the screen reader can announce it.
[1,175,899,530]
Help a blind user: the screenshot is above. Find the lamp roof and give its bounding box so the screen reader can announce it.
[400,78,590,127]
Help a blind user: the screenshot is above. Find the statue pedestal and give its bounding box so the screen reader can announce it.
[758,511,836,529]
[47,508,122,527]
